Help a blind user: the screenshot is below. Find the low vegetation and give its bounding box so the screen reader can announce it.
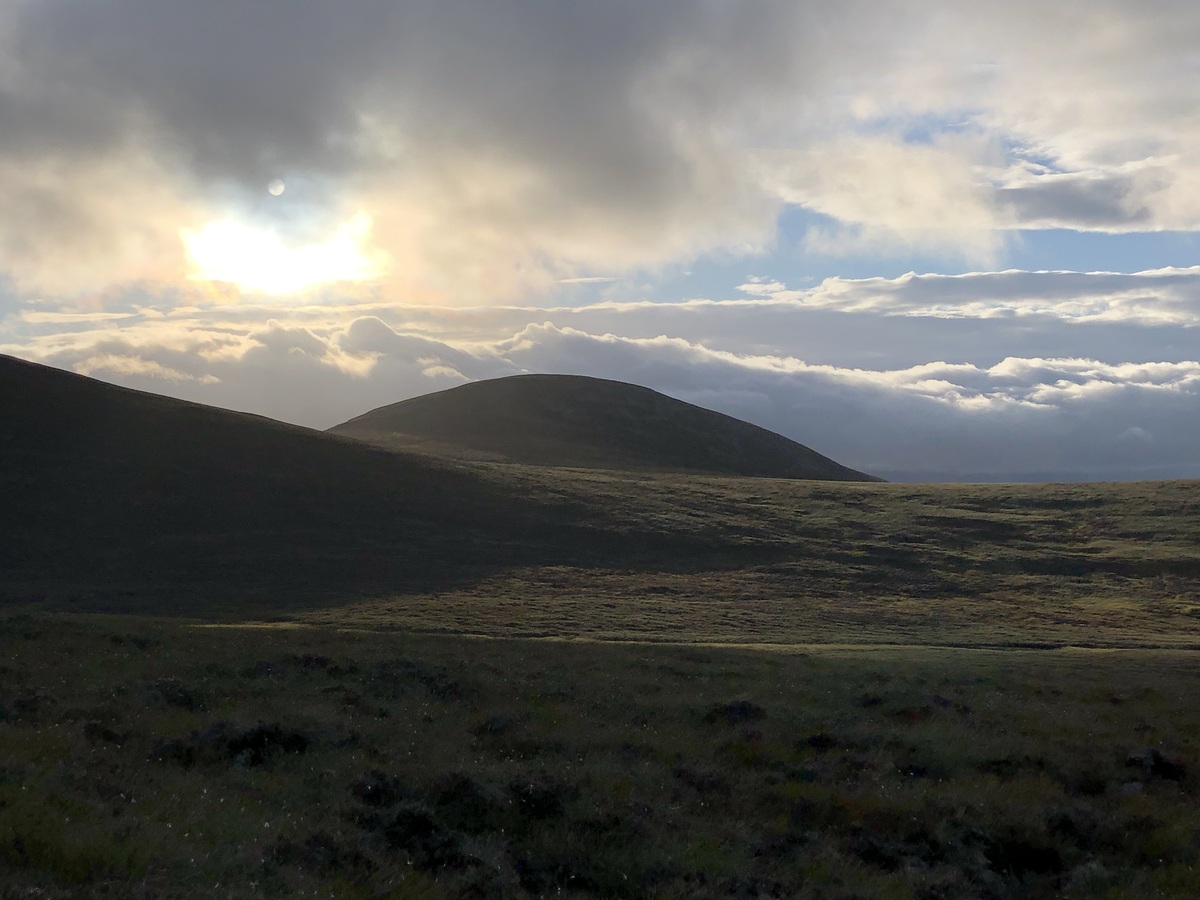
[307,468,1200,650]
[6,356,1200,896]
[6,355,1200,650]
[2,615,1198,898]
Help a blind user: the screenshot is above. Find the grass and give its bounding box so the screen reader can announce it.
[6,356,1200,896]
[301,469,1200,650]
[2,614,1199,898]
[7,354,1200,649]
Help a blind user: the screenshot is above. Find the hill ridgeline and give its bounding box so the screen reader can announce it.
[330,374,879,482]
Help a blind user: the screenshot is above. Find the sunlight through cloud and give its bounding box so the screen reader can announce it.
[181,212,385,296]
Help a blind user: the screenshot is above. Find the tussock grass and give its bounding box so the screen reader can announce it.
[2,614,1198,897]
[300,471,1200,650]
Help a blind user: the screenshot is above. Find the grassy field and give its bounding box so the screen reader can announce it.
[6,356,1200,896]
[2,614,1198,899]
[7,354,1200,648]
[299,467,1200,651]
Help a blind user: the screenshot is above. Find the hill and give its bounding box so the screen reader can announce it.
[0,354,575,612]
[329,374,878,481]
[5,369,1200,899]
[5,355,1200,650]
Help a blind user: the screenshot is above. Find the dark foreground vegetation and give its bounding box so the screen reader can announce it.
[2,615,1198,898]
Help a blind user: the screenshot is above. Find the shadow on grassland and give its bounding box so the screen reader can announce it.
[6,353,1200,633]
[0,355,817,617]
[0,354,591,616]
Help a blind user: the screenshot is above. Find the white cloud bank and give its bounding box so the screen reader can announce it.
[6,273,1200,481]
[741,266,1200,325]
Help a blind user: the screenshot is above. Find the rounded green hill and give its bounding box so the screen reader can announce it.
[330,374,879,482]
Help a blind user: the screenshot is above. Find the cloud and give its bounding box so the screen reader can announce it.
[995,168,1155,231]
[6,2,1200,300]
[745,267,1200,325]
[761,133,1011,264]
[0,0,869,296]
[7,298,1200,482]
[13,4,1200,483]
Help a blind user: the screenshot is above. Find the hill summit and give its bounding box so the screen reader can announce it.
[330,374,879,481]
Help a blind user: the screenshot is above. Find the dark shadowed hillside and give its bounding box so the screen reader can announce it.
[8,356,1200,648]
[330,374,879,481]
[0,354,572,612]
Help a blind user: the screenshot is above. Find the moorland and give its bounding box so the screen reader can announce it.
[1,354,1198,898]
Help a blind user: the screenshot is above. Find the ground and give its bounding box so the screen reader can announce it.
[1,614,1197,898]
[4,443,1200,897]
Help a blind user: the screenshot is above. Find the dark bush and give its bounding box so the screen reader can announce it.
[799,732,838,753]
[702,700,766,725]
[5,694,41,724]
[508,773,576,820]
[848,825,945,872]
[349,770,409,808]
[227,723,309,766]
[512,814,650,899]
[149,679,204,711]
[1127,748,1187,782]
[472,715,516,738]
[377,801,467,871]
[150,721,309,768]
[431,773,509,834]
[271,832,372,876]
[673,766,729,796]
[984,835,1063,878]
[83,720,128,746]
[287,654,332,671]
[369,659,464,701]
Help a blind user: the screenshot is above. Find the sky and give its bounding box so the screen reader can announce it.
[3,0,1200,481]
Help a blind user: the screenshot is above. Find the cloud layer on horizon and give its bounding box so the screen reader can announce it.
[6,266,1200,482]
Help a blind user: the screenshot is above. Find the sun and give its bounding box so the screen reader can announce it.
[181,211,385,295]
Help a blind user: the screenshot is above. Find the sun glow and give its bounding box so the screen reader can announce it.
[182,211,385,295]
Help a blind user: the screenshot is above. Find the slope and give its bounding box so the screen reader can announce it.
[330,374,878,481]
[0,354,570,613]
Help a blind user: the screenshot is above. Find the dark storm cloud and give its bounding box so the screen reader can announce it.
[7,2,392,179]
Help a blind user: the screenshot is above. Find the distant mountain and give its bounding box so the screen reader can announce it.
[330,374,879,482]
[0,354,562,612]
